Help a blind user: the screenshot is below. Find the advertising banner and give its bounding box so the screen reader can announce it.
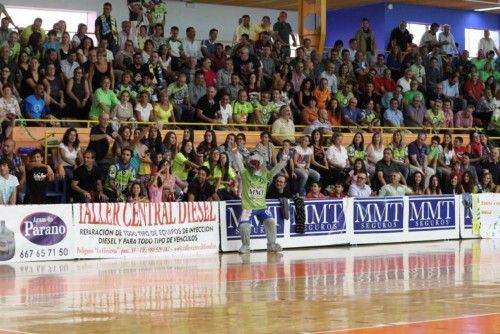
[477,193,500,239]
[220,200,285,252]
[73,202,220,258]
[219,199,350,252]
[351,197,405,244]
[406,195,460,242]
[460,194,481,239]
[0,204,74,263]
[288,198,350,247]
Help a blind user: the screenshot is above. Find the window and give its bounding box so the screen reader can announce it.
[406,22,429,47]
[6,6,97,42]
[465,28,499,57]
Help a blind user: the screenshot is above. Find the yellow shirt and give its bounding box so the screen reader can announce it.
[234,23,259,41]
[20,25,46,47]
[154,103,173,122]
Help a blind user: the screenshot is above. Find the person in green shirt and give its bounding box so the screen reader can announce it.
[425,99,445,130]
[20,18,46,48]
[232,89,254,129]
[89,77,119,120]
[232,147,287,254]
[145,0,167,28]
[171,141,200,182]
[253,91,277,125]
[403,80,425,106]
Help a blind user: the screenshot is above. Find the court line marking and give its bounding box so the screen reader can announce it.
[0,329,35,334]
[438,300,500,308]
[302,312,500,334]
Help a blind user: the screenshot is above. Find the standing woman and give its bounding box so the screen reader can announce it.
[66,67,90,121]
[89,76,119,120]
[88,48,114,92]
[365,132,384,175]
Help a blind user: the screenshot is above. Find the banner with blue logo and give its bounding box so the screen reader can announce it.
[288,198,350,248]
[219,199,350,251]
[220,200,286,251]
[406,195,460,242]
[351,197,405,244]
[0,204,74,263]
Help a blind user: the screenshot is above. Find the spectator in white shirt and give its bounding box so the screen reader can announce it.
[438,24,458,55]
[320,61,338,94]
[479,29,500,57]
[118,20,138,51]
[184,26,202,60]
[326,132,349,184]
[348,172,372,197]
[396,68,413,92]
[60,50,79,80]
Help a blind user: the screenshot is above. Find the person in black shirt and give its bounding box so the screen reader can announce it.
[71,149,108,203]
[186,166,218,201]
[195,86,221,126]
[267,175,291,199]
[387,20,413,52]
[24,149,54,204]
[87,112,120,171]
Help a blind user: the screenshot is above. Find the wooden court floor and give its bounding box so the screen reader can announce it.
[0,240,498,334]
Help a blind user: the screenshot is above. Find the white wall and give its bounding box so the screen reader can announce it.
[2,0,297,43]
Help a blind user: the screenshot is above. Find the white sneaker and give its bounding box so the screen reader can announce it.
[238,245,251,254]
[267,243,282,252]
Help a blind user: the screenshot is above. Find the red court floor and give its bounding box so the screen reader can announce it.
[0,239,498,333]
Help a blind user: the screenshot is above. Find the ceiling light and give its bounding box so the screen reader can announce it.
[474,6,500,11]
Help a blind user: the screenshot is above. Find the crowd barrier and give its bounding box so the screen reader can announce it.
[0,194,498,263]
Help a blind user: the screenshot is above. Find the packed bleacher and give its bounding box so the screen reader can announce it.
[0,1,498,205]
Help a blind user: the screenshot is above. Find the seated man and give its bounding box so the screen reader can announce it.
[186,166,218,201]
[271,105,295,145]
[267,174,292,199]
[71,149,108,203]
[195,86,221,126]
[23,83,59,126]
[105,147,136,202]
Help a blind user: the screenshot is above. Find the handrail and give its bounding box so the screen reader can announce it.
[17,117,492,134]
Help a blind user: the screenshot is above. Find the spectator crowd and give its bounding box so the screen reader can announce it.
[0,1,498,205]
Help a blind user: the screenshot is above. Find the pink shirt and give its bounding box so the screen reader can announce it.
[148,184,163,203]
[454,111,473,129]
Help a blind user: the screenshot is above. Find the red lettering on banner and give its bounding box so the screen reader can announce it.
[113,204,120,225]
[123,204,131,226]
[178,202,187,224]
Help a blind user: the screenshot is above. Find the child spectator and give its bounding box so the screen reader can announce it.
[306,181,326,199]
